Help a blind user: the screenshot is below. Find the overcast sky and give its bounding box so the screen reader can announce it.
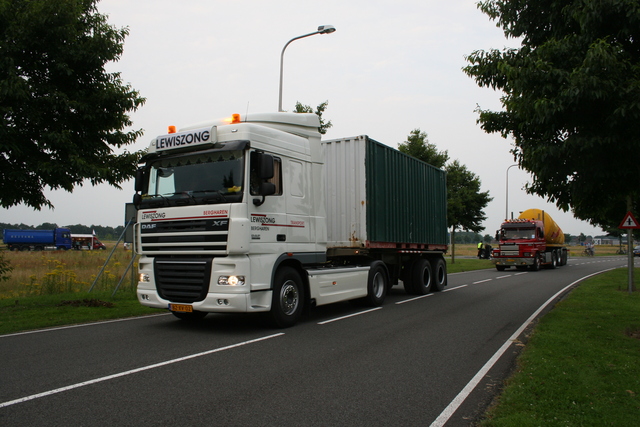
[1,0,607,236]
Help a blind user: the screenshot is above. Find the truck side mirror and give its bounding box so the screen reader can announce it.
[495,230,500,241]
[258,153,274,180]
[134,168,145,193]
[251,152,275,206]
[259,182,276,196]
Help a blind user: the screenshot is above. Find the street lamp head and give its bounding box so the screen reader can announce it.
[317,25,336,34]
[278,25,336,112]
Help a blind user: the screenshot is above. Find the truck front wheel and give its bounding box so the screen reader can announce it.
[548,251,557,269]
[530,254,541,271]
[270,266,305,328]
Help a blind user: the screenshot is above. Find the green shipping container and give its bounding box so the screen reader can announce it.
[323,135,448,250]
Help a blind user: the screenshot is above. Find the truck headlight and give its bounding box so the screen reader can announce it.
[218,275,245,286]
[139,273,150,282]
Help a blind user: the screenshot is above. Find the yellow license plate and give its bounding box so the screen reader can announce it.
[169,303,193,313]
[507,259,515,262]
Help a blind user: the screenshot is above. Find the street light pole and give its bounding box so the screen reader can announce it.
[278,25,336,112]
[505,164,518,220]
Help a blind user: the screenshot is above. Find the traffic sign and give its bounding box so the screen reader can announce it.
[618,211,640,229]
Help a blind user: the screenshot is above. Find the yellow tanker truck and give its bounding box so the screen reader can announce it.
[492,209,568,271]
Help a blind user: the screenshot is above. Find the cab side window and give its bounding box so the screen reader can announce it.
[250,155,282,196]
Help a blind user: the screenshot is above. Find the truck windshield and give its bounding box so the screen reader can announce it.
[502,228,536,240]
[140,149,244,208]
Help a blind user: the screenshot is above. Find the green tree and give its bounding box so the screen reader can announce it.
[294,101,333,135]
[446,160,493,262]
[0,0,145,210]
[464,0,640,230]
[398,129,449,169]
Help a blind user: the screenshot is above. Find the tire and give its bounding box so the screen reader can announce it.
[430,257,447,292]
[405,258,432,295]
[34,246,44,251]
[171,310,207,321]
[530,254,541,271]
[270,266,305,328]
[560,249,568,266]
[549,251,557,269]
[363,261,387,306]
[20,246,29,252]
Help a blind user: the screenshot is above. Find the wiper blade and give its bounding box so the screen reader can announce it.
[192,190,228,203]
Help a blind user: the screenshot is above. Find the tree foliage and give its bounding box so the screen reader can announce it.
[294,101,333,134]
[0,0,145,210]
[446,160,493,234]
[398,129,449,169]
[464,0,640,229]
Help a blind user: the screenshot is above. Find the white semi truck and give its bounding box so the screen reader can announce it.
[133,112,448,327]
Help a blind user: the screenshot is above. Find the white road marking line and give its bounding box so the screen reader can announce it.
[317,307,382,324]
[473,279,492,284]
[0,313,170,339]
[395,285,468,305]
[0,333,285,409]
[442,285,468,293]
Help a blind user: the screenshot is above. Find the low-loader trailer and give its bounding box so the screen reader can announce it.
[133,113,448,327]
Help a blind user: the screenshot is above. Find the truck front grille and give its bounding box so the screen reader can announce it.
[154,258,212,303]
[140,219,229,254]
[499,244,520,257]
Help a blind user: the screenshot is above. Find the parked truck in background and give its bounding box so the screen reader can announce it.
[492,208,568,271]
[71,234,107,250]
[133,112,448,327]
[3,228,73,251]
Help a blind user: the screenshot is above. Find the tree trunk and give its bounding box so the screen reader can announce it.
[450,228,456,264]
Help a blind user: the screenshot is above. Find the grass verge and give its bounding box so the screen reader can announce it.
[481,268,640,426]
[447,257,494,273]
[0,290,163,335]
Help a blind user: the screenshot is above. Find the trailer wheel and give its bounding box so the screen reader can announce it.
[20,246,29,252]
[560,249,568,266]
[405,258,432,295]
[363,261,387,306]
[270,266,304,328]
[172,311,207,321]
[430,257,447,292]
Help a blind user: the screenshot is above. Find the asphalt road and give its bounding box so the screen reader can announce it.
[0,256,631,426]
